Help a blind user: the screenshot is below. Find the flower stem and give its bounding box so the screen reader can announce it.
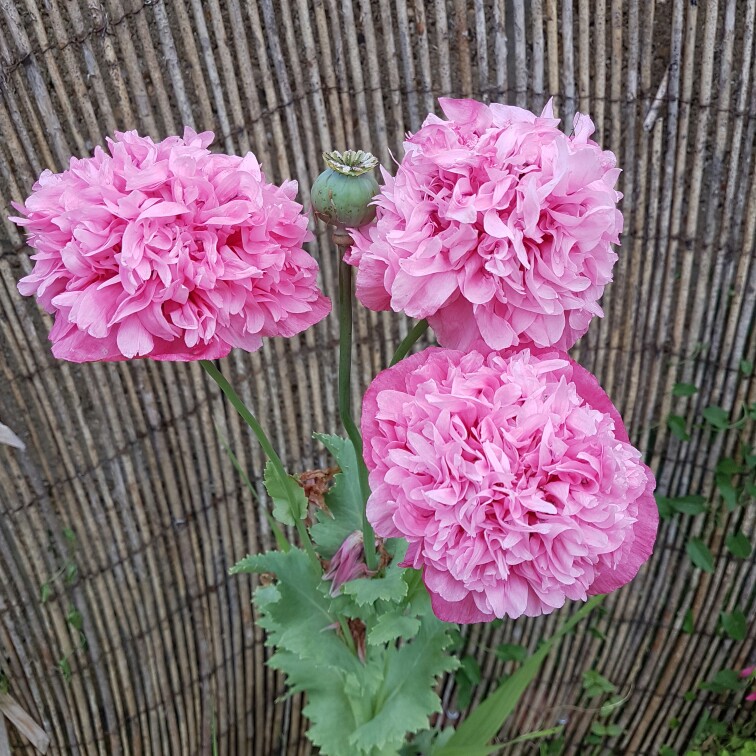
[337,257,378,571]
[200,359,317,563]
[390,319,429,366]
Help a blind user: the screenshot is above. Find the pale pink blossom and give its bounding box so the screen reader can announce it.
[12,128,330,362]
[362,347,657,623]
[347,98,622,352]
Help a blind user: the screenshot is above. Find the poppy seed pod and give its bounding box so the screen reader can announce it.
[311,150,379,234]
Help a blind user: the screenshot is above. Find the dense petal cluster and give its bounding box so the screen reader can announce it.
[362,347,657,623]
[12,128,330,362]
[347,98,622,351]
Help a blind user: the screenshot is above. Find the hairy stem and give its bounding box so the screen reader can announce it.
[337,257,378,571]
[390,319,429,366]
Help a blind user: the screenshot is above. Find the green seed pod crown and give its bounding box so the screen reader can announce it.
[311,150,380,231]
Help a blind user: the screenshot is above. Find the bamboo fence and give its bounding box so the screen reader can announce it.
[0,0,754,753]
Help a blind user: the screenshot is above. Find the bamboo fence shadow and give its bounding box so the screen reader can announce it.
[0,1,754,754]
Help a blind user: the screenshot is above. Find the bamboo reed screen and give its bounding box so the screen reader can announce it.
[0,1,754,754]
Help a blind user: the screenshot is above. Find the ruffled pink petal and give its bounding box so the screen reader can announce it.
[362,347,657,624]
[12,129,331,362]
[347,98,621,352]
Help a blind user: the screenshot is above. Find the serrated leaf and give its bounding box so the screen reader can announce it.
[725,531,752,558]
[263,460,307,526]
[368,613,421,646]
[270,649,359,756]
[686,538,715,572]
[495,643,528,663]
[348,599,458,754]
[672,383,698,397]
[667,415,690,441]
[702,406,729,430]
[720,610,746,641]
[310,435,365,558]
[342,564,408,606]
[236,549,359,673]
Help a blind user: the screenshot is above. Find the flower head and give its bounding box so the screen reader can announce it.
[347,98,622,351]
[12,128,330,362]
[323,530,371,596]
[362,347,657,623]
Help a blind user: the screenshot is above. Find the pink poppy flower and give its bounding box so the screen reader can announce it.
[347,98,622,352]
[362,347,657,623]
[11,128,330,362]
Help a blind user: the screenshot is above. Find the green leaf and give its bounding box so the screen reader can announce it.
[59,657,72,682]
[582,669,616,698]
[702,406,729,430]
[591,722,623,737]
[725,530,752,558]
[686,538,715,572]
[342,566,408,606]
[720,610,746,641]
[716,457,741,474]
[740,359,753,376]
[40,583,51,604]
[310,434,365,558]
[495,643,528,663]
[700,669,741,693]
[62,527,77,545]
[716,473,739,511]
[437,596,604,753]
[682,609,694,634]
[271,649,359,756]
[65,563,78,584]
[66,608,83,632]
[341,540,409,607]
[458,655,482,684]
[656,496,674,519]
[667,415,690,441]
[348,599,458,754]
[263,460,307,526]
[661,494,707,516]
[233,548,359,673]
[672,383,698,397]
[368,613,421,646]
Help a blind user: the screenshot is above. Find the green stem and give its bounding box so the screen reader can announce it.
[390,319,429,366]
[337,257,378,571]
[200,360,317,563]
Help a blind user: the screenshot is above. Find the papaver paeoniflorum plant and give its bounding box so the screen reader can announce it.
[12,102,657,756]
[12,128,330,361]
[347,98,622,351]
[362,347,657,623]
